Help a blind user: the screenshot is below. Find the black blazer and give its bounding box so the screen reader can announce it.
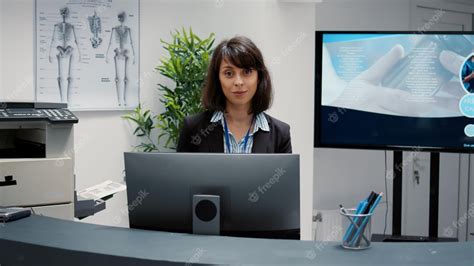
[177,111,292,153]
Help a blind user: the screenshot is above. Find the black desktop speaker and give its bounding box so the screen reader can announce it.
[192,195,220,235]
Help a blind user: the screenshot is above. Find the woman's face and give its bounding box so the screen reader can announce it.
[219,58,258,111]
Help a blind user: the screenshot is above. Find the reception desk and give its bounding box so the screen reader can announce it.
[0,215,473,265]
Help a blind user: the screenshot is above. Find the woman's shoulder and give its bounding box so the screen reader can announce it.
[262,112,290,131]
[183,111,214,128]
[261,112,292,153]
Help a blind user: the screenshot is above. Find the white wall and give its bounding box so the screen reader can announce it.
[1,0,35,101]
[315,0,411,31]
[0,0,316,240]
[313,0,411,239]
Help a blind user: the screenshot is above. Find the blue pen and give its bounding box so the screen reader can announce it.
[349,193,383,246]
[342,199,367,243]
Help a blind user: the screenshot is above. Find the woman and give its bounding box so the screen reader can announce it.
[177,36,291,153]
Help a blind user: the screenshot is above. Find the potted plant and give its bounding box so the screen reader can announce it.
[124,28,215,151]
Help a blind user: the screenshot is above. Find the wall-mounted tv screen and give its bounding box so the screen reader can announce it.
[315,31,474,153]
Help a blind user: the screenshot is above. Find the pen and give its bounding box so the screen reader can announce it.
[347,191,376,243]
[342,199,367,243]
[340,204,370,245]
[349,192,383,246]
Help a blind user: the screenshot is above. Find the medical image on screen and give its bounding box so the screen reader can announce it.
[317,33,474,151]
[461,54,474,94]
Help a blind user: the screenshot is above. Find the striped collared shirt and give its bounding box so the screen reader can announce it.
[210,111,270,153]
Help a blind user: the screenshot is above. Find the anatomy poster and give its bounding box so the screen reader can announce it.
[36,0,139,110]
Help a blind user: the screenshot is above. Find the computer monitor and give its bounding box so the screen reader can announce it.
[124,152,300,239]
[315,31,474,152]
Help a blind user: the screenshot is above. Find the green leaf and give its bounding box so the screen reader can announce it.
[125,28,214,151]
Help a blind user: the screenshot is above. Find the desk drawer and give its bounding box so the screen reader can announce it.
[0,158,73,207]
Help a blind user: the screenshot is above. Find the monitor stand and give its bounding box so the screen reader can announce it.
[372,151,456,242]
[192,194,220,235]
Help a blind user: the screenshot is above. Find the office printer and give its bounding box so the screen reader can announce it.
[0,102,78,220]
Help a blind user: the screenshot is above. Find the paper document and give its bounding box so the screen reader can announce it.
[78,180,126,200]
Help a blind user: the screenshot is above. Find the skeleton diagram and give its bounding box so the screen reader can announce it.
[88,11,102,48]
[106,11,136,107]
[48,7,81,104]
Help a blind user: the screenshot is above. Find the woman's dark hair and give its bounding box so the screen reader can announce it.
[202,36,272,114]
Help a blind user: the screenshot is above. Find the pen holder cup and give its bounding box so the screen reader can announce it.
[340,209,372,250]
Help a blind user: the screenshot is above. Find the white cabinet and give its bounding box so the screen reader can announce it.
[0,158,73,207]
